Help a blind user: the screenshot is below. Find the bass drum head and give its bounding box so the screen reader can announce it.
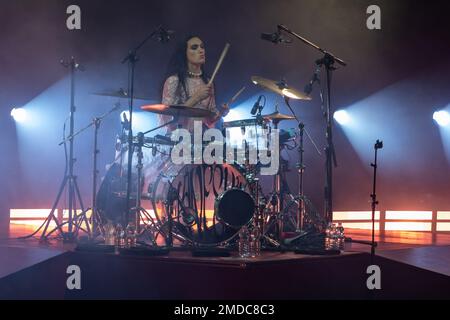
[96,163,127,224]
[215,188,255,228]
[147,163,254,246]
[96,163,143,224]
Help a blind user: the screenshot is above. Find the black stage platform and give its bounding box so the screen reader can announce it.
[0,239,449,300]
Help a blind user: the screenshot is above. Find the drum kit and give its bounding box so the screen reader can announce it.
[29,25,342,248]
[94,76,326,249]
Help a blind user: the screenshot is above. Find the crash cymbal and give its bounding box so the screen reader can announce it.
[262,111,296,121]
[140,104,215,118]
[251,76,311,100]
[93,88,154,101]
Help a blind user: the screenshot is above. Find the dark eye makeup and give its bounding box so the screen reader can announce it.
[190,43,204,50]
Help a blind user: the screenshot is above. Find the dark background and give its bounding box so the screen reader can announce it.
[1,0,450,229]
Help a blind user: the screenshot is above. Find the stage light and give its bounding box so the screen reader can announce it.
[223,109,242,122]
[120,110,130,122]
[10,108,28,123]
[333,110,350,125]
[119,110,159,133]
[433,110,450,127]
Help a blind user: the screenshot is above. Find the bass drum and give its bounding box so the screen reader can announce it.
[144,161,255,246]
[96,162,138,224]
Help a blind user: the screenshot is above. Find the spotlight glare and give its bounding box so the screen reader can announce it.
[11,108,28,123]
[333,110,351,125]
[433,110,450,127]
[223,109,242,122]
[120,110,130,122]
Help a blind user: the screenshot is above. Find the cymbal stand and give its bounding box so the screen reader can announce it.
[74,103,122,239]
[21,57,88,242]
[131,132,158,246]
[125,118,178,246]
[121,25,171,228]
[296,122,305,231]
[261,98,321,243]
[283,97,321,231]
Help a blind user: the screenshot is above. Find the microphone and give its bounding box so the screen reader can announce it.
[251,95,262,115]
[261,32,280,43]
[60,58,85,71]
[304,79,314,95]
[261,30,292,44]
[155,26,174,43]
[304,66,321,95]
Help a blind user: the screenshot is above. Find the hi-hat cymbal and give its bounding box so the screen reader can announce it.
[141,104,215,118]
[92,88,154,101]
[251,76,311,100]
[262,111,296,121]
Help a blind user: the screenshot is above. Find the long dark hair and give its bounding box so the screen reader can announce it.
[164,35,209,98]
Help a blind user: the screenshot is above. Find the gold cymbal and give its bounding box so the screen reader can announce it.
[140,104,215,118]
[251,76,311,100]
[262,111,296,121]
[92,88,154,101]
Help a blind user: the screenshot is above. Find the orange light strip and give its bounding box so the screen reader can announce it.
[437,211,450,220]
[333,211,380,221]
[10,209,57,218]
[385,222,431,231]
[62,209,92,218]
[385,211,432,220]
[9,220,64,228]
[341,222,380,230]
[10,209,450,232]
[437,223,450,232]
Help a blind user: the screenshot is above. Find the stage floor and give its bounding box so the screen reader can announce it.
[1,224,450,299]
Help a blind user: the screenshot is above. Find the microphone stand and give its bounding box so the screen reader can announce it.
[121,25,168,228]
[344,140,382,260]
[277,24,347,224]
[370,140,383,259]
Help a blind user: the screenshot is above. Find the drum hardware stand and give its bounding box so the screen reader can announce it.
[68,102,123,239]
[121,25,172,229]
[164,184,178,248]
[283,97,320,231]
[21,57,88,242]
[261,98,321,243]
[118,113,177,245]
[277,24,347,224]
[131,132,158,246]
[296,122,305,231]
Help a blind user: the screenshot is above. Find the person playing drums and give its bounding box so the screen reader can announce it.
[159,35,230,133]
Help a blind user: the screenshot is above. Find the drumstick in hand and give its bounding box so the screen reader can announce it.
[227,86,246,105]
[208,43,230,86]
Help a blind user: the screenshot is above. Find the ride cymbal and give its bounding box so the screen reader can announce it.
[251,76,311,100]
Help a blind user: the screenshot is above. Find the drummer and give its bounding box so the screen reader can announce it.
[159,35,229,133]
